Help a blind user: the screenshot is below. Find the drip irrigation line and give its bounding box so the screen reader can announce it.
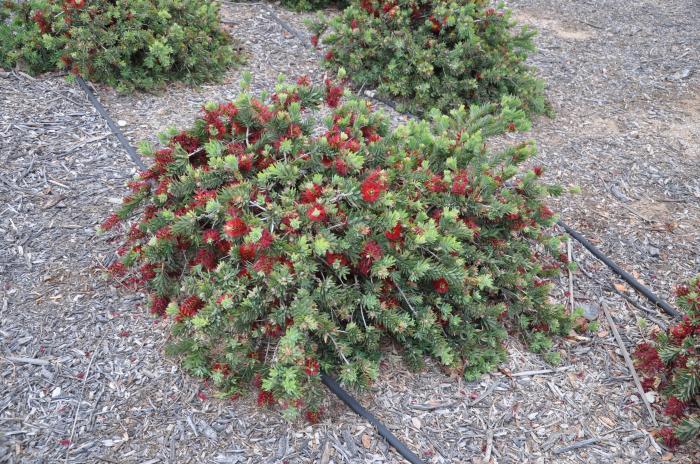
[321,374,425,464]
[558,220,681,319]
[75,72,426,464]
[75,76,147,171]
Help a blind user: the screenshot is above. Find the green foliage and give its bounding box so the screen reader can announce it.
[633,275,700,448]
[280,0,347,12]
[102,77,571,420]
[312,0,549,115]
[0,0,242,92]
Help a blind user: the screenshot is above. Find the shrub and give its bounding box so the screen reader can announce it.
[634,275,700,447]
[311,0,549,115]
[280,0,346,12]
[102,75,570,420]
[0,0,241,92]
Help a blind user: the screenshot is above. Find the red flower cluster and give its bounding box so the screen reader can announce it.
[224,216,248,238]
[307,203,327,222]
[150,296,169,317]
[384,223,403,242]
[257,390,275,407]
[433,278,449,294]
[304,358,320,376]
[325,79,344,108]
[360,170,386,203]
[358,241,383,275]
[178,295,204,319]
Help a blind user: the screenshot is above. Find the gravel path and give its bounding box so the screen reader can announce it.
[1,1,699,463]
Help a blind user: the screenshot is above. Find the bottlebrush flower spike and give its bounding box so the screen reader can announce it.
[224,217,248,238]
[178,295,204,319]
[433,278,449,294]
[307,203,327,222]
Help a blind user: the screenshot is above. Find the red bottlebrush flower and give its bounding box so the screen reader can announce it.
[32,11,50,34]
[58,438,71,447]
[676,284,690,297]
[451,172,469,195]
[251,99,274,124]
[258,229,274,249]
[325,50,334,61]
[257,390,275,407]
[252,255,275,275]
[351,19,358,30]
[429,15,441,33]
[633,342,665,374]
[224,217,248,238]
[425,175,446,192]
[325,80,344,108]
[335,158,349,176]
[506,122,517,132]
[100,213,120,231]
[193,248,217,271]
[306,409,321,424]
[363,241,383,260]
[384,223,403,241]
[361,179,383,202]
[150,296,169,317]
[301,184,323,203]
[155,148,173,165]
[297,75,311,86]
[211,362,230,377]
[673,354,689,369]
[307,203,327,222]
[171,132,200,153]
[140,263,156,281]
[325,252,350,267]
[670,320,693,342]
[533,166,544,177]
[107,261,126,277]
[156,226,173,241]
[304,358,320,376]
[238,152,253,172]
[433,278,449,294]
[539,205,554,220]
[311,35,319,48]
[179,295,204,318]
[663,397,687,419]
[640,376,656,392]
[202,229,220,245]
[658,427,679,449]
[358,240,383,275]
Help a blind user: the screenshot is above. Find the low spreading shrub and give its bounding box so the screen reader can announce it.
[102,75,571,420]
[634,275,700,447]
[280,0,346,12]
[311,0,549,115]
[0,0,241,92]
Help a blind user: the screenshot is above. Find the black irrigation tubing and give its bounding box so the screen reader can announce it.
[321,374,425,464]
[261,8,683,322]
[557,221,682,319]
[75,72,427,464]
[75,76,147,171]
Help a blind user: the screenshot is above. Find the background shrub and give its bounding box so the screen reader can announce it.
[312,0,549,115]
[102,75,570,420]
[634,275,700,447]
[280,0,346,12]
[0,0,241,92]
